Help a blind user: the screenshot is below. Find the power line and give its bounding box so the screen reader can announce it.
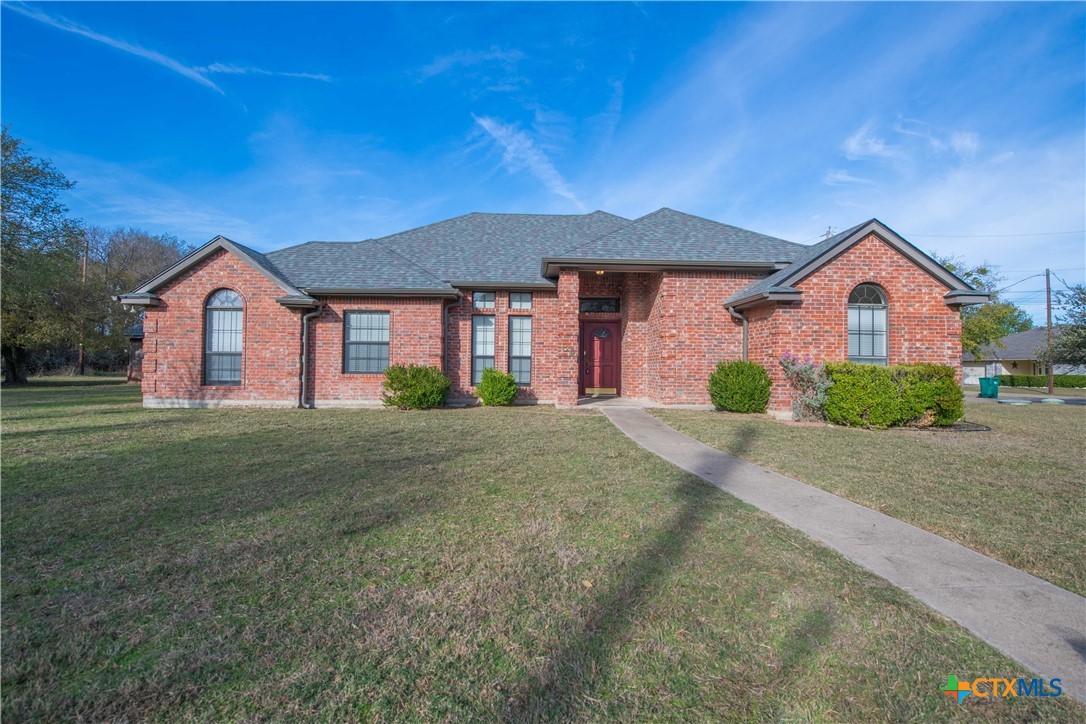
[994,274,1045,293]
[905,230,1084,238]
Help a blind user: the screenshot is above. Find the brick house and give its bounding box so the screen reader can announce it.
[119,209,987,413]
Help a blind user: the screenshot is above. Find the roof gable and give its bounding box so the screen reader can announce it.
[724,219,987,308]
[126,236,304,299]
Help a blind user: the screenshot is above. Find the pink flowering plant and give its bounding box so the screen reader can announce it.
[779,353,833,422]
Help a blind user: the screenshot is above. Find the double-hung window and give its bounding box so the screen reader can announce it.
[847,284,888,365]
[509,292,532,310]
[472,315,495,385]
[344,311,390,373]
[204,289,243,385]
[473,291,495,309]
[509,316,532,385]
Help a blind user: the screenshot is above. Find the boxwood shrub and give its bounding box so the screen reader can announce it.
[824,362,962,429]
[996,373,1086,388]
[476,368,518,406]
[708,360,771,413]
[382,365,451,409]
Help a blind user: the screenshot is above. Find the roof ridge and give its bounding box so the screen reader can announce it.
[373,211,480,244]
[552,207,668,257]
[371,238,452,287]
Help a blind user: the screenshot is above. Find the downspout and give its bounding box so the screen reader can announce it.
[727,306,748,361]
[299,305,323,409]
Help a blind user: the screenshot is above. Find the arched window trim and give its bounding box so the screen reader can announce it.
[848,283,888,365]
[204,288,244,386]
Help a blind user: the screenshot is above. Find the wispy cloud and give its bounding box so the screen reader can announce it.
[7,2,224,94]
[892,117,980,159]
[822,169,875,186]
[7,3,331,94]
[949,131,980,159]
[419,46,526,80]
[473,115,583,209]
[194,63,332,83]
[843,121,901,160]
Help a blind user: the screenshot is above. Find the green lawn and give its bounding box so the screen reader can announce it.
[3,380,1082,721]
[655,400,1086,597]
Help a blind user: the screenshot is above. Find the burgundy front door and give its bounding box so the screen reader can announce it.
[581,321,621,395]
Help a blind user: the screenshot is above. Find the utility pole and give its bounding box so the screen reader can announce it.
[77,233,88,376]
[1046,268,1053,394]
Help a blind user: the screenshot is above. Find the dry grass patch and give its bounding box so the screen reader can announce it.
[3,379,1082,720]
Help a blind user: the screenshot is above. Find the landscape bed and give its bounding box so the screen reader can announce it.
[2,379,1082,720]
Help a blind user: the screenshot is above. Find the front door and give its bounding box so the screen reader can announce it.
[581,321,621,395]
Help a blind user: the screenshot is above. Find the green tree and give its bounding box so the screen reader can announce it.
[1,127,84,383]
[933,253,1033,358]
[1038,284,1086,367]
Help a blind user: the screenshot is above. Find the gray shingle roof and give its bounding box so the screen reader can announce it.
[723,221,871,305]
[266,241,452,291]
[551,208,803,263]
[228,240,299,291]
[963,327,1063,362]
[371,211,631,285]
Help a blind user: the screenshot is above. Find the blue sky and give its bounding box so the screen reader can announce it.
[3,1,1084,320]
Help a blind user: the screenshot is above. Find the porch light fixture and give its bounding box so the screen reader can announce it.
[595,270,605,275]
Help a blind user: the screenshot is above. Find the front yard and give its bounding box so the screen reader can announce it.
[655,399,1085,596]
[2,380,1082,720]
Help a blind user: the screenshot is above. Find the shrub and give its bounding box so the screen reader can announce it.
[779,353,833,421]
[824,362,962,429]
[996,374,1086,388]
[382,365,451,410]
[708,360,771,413]
[476,368,518,406]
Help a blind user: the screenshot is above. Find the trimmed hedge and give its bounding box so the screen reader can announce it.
[996,374,1086,388]
[476,368,518,406]
[382,365,451,409]
[708,360,771,413]
[824,362,963,429]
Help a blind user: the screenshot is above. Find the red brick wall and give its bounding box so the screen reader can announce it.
[444,281,579,406]
[646,271,756,404]
[139,234,962,412]
[308,297,444,405]
[749,233,963,412]
[141,249,304,406]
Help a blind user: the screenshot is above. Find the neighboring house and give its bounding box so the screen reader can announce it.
[125,322,144,382]
[962,327,1086,384]
[118,209,987,413]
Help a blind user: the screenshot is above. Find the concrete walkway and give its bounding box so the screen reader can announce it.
[600,407,1086,704]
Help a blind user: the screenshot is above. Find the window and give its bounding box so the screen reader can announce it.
[473,291,495,309]
[472,315,495,384]
[344,311,390,373]
[579,298,619,314]
[204,289,243,385]
[848,284,888,365]
[510,292,532,310]
[509,316,532,385]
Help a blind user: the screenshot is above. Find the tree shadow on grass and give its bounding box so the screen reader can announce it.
[502,425,758,720]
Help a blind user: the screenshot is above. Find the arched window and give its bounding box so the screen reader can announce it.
[204,289,243,385]
[848,284,887,365]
